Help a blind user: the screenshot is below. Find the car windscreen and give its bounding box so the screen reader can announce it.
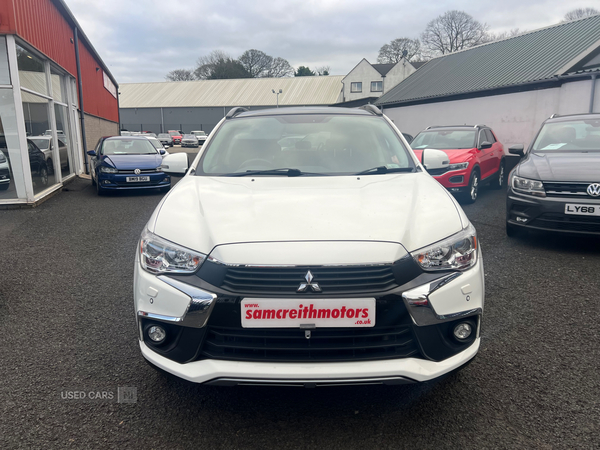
[30,138,50,150]
[168,131,179,136]
[197,114,415,175]
[158,134,170,138]
[411,130,476,149]
[102,139,158,155]
[532,120,600,152]
[183,134,196,139]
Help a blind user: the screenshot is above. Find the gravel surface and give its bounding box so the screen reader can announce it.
[0,177,598,449]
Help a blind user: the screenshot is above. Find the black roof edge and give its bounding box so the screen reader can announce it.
[425,124,486,130]
[50,0,118,88]
[377,71,599,109]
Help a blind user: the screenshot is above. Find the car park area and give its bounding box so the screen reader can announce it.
[1,174,598,448]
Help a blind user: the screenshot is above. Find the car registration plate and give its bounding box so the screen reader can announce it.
[126,176,150,182]
[241,298,375,328]
[565,204,600,216]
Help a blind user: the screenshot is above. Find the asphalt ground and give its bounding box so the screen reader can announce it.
[1,167,599,449]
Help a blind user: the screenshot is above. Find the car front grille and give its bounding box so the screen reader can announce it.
[220,265,398,294]
[544,182,597,198]
[530,213,600,233]
[118,168,160,174]
[200,324,419,362]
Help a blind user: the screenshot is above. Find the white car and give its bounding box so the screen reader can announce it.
[29,136,69,174]
[191,130,207,145]
[181,134,199,148]
[143,136,170,157]
[134,106,484,387]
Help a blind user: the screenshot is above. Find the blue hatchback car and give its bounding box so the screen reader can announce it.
[88,136,171,195]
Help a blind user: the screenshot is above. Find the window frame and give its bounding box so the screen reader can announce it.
[350,82,362,93]
[370,81,383,92]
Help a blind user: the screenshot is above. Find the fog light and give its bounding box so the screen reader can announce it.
[453,322,472,340]
[147,325,166,343]
[516,216,527,223]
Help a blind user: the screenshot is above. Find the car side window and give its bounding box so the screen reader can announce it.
[478,130,487,147]
[485,129,496,143]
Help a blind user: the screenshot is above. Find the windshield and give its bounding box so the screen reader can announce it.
[102,138,158,155]
[30,138,50,150]
[169,131,180,136]
[411,130,476,149]
[193,131,206,136]
[158,134,170,138]
[532,119,600,152]
[197,114,415,176]
[183,134,196,139]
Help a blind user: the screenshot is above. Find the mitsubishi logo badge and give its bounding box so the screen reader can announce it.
[134,168,141,175]
[587,183,600,197]
[297,270,321,292]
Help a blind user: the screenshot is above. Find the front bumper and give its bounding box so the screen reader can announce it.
[134,248,484,384]
[98,172,171,190]
[432,169,470,193]
[507,189,600,234]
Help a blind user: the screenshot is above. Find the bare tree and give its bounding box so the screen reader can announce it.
[315,66,330,76]
[194,50,232,79]
[421,10,490,56]
[564,7,599,21]
[377,38,421,63]
[165,69,195,81]
[488,28,524,42]
[266,57,295,77]
[239,49,274,78]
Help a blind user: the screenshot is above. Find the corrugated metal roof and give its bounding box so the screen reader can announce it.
[376,15,600,106]
[119,76,344,108]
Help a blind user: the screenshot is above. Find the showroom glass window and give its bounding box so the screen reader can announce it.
[0,36,22,200]
[51,66,74,177]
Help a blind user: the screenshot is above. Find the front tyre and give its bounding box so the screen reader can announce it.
[462,170,479,204]
[491,160,505,190]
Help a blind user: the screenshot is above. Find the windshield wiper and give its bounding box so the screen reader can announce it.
[229,168,304,177]
[355,166,415,175]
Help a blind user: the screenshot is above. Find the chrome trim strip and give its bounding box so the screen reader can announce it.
[207,255,393,268]
[205,376,415,387]
[401,272,481,326]
[137,276,217,328]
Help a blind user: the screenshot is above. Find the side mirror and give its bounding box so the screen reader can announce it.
[160,152,188,175]
[479,141,492,149]
[159,149,166,155]
[87,150,96,157]
[508,144,525,157]
[421,149,450,171]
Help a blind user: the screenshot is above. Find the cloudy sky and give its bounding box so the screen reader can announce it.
[64,0,597,83]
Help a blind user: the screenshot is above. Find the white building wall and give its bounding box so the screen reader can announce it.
[342,60,384,102]
[382,78,599,150]
[383,61,415,94]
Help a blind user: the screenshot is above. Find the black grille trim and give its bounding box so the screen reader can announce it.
[530,212,600,233]
[201,325,419,362]
[221,265,396,294]
[544,182,596,198]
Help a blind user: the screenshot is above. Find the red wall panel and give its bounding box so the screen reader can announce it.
[0,0,118,122]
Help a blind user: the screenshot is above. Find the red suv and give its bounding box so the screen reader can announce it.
[411,125,505,203]
[168,130,183,145]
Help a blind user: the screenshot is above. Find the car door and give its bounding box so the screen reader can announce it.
[477,129,495,179]
[485,129,503,174]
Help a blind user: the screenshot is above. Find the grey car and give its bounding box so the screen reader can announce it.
[157,133,173,147]
[181,134,199,148]
[506,113,600,236]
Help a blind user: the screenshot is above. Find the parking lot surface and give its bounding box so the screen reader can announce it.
[1,176,599,449]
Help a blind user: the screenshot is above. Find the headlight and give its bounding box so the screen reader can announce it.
[140,227,206,274]
[0,153,6,163]
[412,223,477,271]
[512,175,545,197]
[100,166,118,173]
[447,162,469,171]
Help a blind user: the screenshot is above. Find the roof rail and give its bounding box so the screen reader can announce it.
[473,124,487,128]
[549,113,559,119]
[226,107,249,119]
[425,126,432,130]
[359,104,382,116]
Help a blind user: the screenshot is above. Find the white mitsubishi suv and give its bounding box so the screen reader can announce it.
[134,106,484,387]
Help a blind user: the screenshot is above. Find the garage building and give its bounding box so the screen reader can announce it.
[0,0,119,206]
[118,76,344,135]
[376,15,600,148]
